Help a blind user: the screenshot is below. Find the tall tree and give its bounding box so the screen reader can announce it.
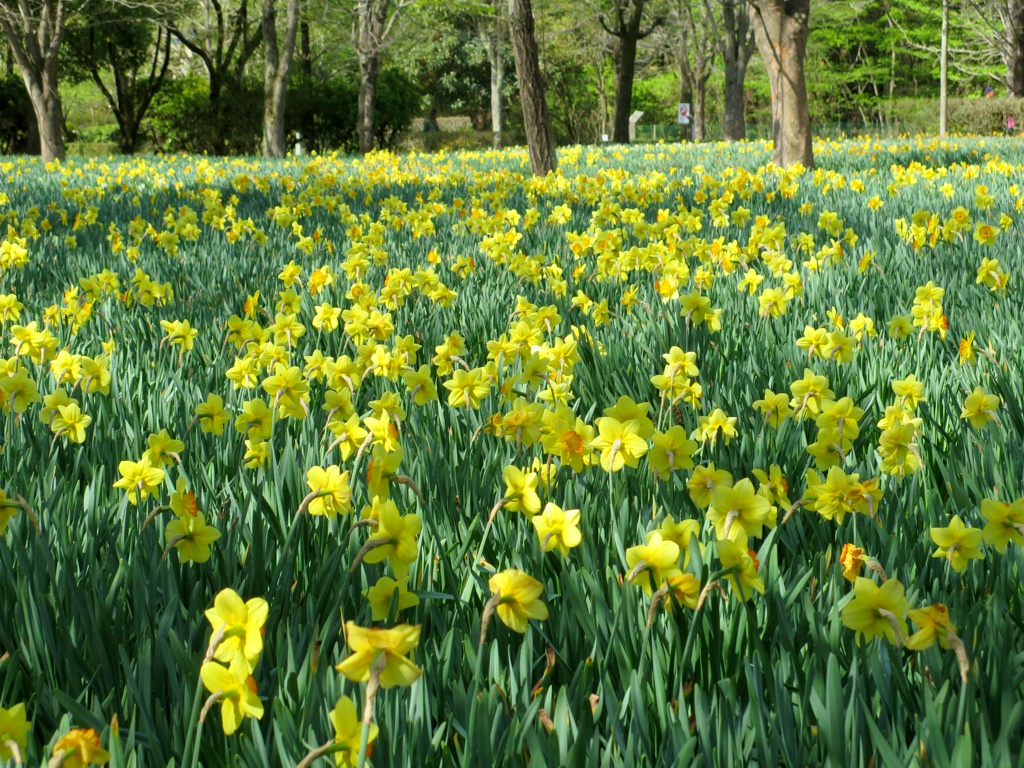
[601,0,662,142]
[262,0,300,156]
[0,0,70,161]
[748,0,813,167]
[354,0,412,154]
[65,7,173,153]
[478,0,504,148]
[704,0,753,140]
[508,0,556,173]
[964,0,1024,95]
[168,0,264,155]
[670,0,715,141]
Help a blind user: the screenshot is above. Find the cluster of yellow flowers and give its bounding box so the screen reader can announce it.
[200,589,268,735]
[0,703,108,767]
[1,140,1020,758]
[836,494,1024,679]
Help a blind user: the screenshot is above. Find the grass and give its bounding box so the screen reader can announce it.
[1,136,1023,767]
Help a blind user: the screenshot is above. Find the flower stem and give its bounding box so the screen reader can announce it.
[356,656,386,768]
[180,673,206,768]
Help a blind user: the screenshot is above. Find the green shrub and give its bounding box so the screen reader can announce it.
[288,77,359,154]
[409,128,526,153]
[948,96,1023,134]
[0,76,32,154]
[374,69,422,149]
[882,96,1024,136]
[144,76,261,155]
[289,69,421,154]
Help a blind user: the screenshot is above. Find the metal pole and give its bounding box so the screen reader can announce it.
[939,0,948,138]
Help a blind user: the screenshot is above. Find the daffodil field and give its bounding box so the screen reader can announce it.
[2,137,1024,767]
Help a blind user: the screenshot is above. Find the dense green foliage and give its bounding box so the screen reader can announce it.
[145,76,264,155]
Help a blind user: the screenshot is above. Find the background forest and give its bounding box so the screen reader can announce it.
[0,1,1023,157]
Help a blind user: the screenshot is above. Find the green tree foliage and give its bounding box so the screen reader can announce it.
[145,75,263,153]
[409,13,495,124]
[63,5,173,153]
[8,0,1024,159]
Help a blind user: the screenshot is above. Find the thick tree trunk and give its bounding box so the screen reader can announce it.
[612,36,637,142]
[262,0,299,157]
[120,124,137,155]
[357,54,380,153]
[1,0,67,163]
[22,61,65,163]
[355,0,390,154]
[28,70,65,163]
[264,74,289,156]
[723,56,746,139]
[508,0,556,175]
[749,0,813,167]
[1011,31,1024,96]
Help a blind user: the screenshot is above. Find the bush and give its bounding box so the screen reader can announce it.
[145,76,261,155]
[374,69,422,149]
[289,69,421,154]
[288,77,359,154]
[948,96,1023,134]
[0,76,33,154]
[882,96,1024,136]
[407,128,518,153]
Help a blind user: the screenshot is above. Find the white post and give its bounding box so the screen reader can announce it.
[628,110,644,143]
[939,0,948,139]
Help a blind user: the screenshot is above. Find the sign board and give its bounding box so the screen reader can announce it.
[680,118,690,125]
[678,103,691,124]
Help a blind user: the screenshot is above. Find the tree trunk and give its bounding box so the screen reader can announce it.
[723,56,746,139]
[357,53,380,153]
[484,20,504,149]
[1010,28,1024,96]
[749,0,813,167]
[300,21,311,79]
[120,123,137,155]
[262,0,299,157]
[21,62,65,163]
[209,75,227,155]
[355,0,390,154]
[169,0,265,155]
[0,0,67,163]
[508,0,556,175]
[717,0,753,142]
[28,66,65,163]
[612,35,637,142]
[264,72,289,156]
[692,77,705,141]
